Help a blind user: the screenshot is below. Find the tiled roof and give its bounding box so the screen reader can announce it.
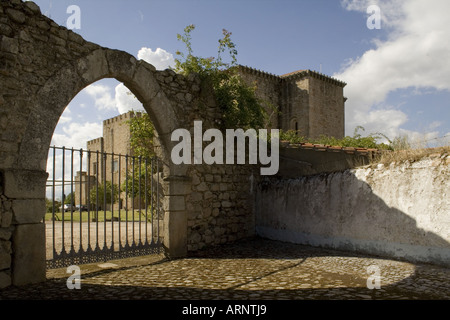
[280,141,381,155]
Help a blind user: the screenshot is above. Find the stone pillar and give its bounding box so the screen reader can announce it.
[163,175,190,258]
[2,169,47,286]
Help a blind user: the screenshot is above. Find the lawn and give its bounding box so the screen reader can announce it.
[45,210,154,222]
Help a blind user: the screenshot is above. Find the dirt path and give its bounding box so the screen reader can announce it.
[45,221,162,259]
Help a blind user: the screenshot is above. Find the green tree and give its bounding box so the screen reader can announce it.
[64,192,75,205]
[174,24,268,130]
[127,111,156,159]
[89,181,119,209]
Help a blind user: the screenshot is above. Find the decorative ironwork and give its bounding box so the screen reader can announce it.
[45,146,164,269]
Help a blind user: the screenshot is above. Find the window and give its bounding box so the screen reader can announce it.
[113,160,119,173]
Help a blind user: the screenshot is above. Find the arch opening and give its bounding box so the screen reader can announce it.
[10,49,190,283]
[44,77,168,268]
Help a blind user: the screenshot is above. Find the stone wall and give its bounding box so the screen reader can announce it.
[0,1,258,288]
[186,164,258,251]
[238,66,346,139]
[0,0,349,288]
[0,0,207,287]
[256,152,450,267]
[307,75,345,139]
[0,173,13,288]
[238,66,281,129]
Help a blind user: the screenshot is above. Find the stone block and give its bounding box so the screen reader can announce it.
[222,201,232,208]
[0,36,19,54]
[190,192,203,202]
[196,182,208,192]
[6,8,26,24]
[204,191,213,200]
[0,239,11,270]
[12,223,46,286]
[0,227,13,240]
[12,199,46,224]
[3,169,48,199]
[106,49,137,83]
[0,271,11,289]
[163,195,185,211]
[0,209,12,228]
[24,1,41,14]
[77,49,109,84]
[164,211,187,258]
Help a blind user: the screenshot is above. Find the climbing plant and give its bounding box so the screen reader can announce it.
[174,24,268,130]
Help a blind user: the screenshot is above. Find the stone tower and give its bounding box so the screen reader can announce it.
[238,66,347,139]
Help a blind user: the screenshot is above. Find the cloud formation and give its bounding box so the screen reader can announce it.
[335,0,450,141]
[137,47,175,70]
[115,83,144,114]
[84,83,116,111]
[51,122,103,149]
[114,47,176,114]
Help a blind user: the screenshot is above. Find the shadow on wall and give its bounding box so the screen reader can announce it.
[255,167,450,268]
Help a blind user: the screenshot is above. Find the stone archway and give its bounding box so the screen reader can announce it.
[0,1,193,286]
[5,48,190,286]
[1,1,257,289]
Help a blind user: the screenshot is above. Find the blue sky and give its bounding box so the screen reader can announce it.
[31,0,450,149]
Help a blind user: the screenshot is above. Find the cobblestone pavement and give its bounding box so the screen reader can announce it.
[1,238,449,300]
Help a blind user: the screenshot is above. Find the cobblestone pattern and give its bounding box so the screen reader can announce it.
[0,239,449,300]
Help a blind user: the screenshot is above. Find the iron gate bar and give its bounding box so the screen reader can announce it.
[87,150,91,252]
[118,154,121,249]
[46,146,163,269]
[52,146,56,255]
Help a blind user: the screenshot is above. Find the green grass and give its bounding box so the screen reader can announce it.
[45,210,154,222]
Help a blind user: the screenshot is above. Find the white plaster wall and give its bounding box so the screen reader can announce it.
[256,156,450,266]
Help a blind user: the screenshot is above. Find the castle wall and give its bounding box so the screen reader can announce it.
[307,76,345,139]
[238,67,281,129]
[239,66,346,139]
[280,78,310,137]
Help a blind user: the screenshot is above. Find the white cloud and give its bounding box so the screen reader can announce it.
[84,83,116,111]
[115,83,145,114]
[58,115,72,124]
[137,47,175,70]
[51,122,103,150]
[335,0,450,140]
[114,46,176,113]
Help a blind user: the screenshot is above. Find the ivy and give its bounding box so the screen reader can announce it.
[174,25,267,130]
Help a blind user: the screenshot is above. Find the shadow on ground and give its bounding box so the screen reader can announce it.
[1,238,449,300]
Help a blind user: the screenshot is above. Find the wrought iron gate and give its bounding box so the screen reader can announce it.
[45,146,164,269]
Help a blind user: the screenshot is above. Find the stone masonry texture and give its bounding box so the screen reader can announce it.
[0,0,359,291]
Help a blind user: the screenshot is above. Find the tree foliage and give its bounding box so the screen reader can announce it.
[127,111,155,159]
[174,24,267,130]
[64,192,75,205]
[89,181,119,208]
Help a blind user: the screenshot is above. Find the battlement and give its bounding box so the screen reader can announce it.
[103,111,142,125]
[87,137,103,146]
[238,65,282,82]
[281,69,347,87]
[238,65,346,88]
